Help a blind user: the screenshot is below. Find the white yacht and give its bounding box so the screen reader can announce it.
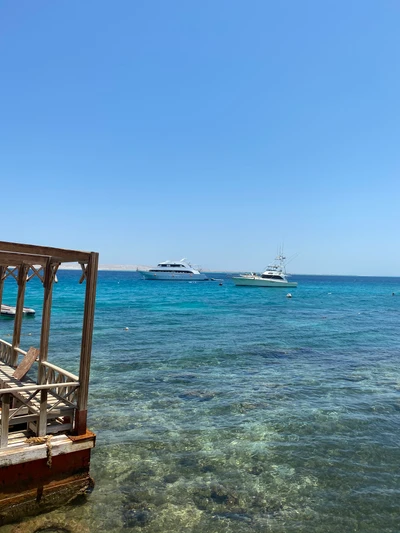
[232,253,297,288]
[138,259,208,281]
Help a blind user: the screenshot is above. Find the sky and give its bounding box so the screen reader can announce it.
[1,0,400,275]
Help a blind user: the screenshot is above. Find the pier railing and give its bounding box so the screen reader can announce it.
[0,338,80,448]
[0,340,27,367]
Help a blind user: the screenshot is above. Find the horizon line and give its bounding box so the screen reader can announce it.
[57,265,400,278]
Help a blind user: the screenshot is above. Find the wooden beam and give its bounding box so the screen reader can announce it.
[38,259,55,385]
[0,241,91,263]
[76,252,99,434]
[11,264,30,366]
[0,251,57,267]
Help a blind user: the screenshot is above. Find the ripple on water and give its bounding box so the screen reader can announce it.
[2,273,400,532]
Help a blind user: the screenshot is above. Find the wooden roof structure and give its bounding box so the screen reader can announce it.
[0,241,99,435]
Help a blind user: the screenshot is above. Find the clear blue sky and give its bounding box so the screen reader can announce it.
[1,0,399,275]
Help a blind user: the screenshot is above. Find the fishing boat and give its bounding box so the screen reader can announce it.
[138,259,208,281]
[232,253,297,288]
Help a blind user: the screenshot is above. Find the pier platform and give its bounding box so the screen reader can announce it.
[0,241,98,525]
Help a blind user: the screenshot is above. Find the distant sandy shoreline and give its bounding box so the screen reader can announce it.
[58,264,235,273]
[57,266,398,277]
[59,264,149,272]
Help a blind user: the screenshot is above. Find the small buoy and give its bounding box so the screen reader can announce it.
[286,293,292,298]
[124,327,129,330]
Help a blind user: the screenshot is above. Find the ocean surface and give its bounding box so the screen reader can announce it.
[1,271,400,533]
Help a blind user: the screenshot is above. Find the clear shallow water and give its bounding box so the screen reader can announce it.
[1,272,400,532]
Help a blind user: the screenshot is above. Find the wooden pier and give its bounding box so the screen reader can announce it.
[0,241,98,525]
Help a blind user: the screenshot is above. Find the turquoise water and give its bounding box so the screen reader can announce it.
[1,271,400,532]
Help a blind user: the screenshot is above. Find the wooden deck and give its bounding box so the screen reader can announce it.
[0,241,99,525]
[0,342,78,445]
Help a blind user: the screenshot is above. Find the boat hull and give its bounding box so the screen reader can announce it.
[1,305,36,317]
[232,276,297,287]
[138,271,208,281]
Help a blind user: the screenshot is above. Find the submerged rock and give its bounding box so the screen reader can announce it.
[125,467,155,483]
[213,511,253,523]
[179,390,216,401]
[192,482,240,511]
[163,473,179,484]
[248,464,264,476]
[122,508,152,528]
[11,516,90,533]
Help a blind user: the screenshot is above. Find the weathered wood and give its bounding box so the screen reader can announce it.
[74,409,87,435]
[38,389,48,437]
[0,266,5,311]
[41,361,79,382]
[0,434,94,467]
[13,347,39,381]
[1,393,10,448]
[38,259,55,384]
[0,382,79,395]
[76,252,98,433]
[0,341,27,367]
[0,251,56,267]
[0,241,91,263]
[11,264,30,366]
[0,241,98,524]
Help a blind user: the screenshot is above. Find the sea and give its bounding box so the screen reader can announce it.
[1,271,400,533]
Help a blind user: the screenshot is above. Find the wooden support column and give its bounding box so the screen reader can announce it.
[11,264,29,367]
[1,393,10,448]
[38,259,57,385]
[38,389,48,437]
[0,266,5,311]
[75,252,99,435]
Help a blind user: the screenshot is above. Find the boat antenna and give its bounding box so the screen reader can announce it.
[285,252,299,267]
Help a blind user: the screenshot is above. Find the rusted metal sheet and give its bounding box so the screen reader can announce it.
[0,473,93,525]
[0,449,93,525]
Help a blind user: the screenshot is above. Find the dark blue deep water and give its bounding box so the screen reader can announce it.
[1,271,400,532]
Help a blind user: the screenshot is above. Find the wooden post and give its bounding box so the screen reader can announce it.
[75,252,98,435]
[11,264,29,367]
[0,266,5,313]
[38,389,48,437]
[1,393,10,448]
[38,259,56,385]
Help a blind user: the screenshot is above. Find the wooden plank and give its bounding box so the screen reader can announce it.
[0,241,91,263]
[0,435,94,466]
[0,251,56,267]
[0,381,79,395]
[13,347,39,380]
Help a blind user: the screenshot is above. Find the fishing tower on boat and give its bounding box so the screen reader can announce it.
[0,241,99,525]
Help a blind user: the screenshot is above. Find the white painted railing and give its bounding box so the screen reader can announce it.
[0,339,27,366]
[0,338,80,448]
[40,361,80,404]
